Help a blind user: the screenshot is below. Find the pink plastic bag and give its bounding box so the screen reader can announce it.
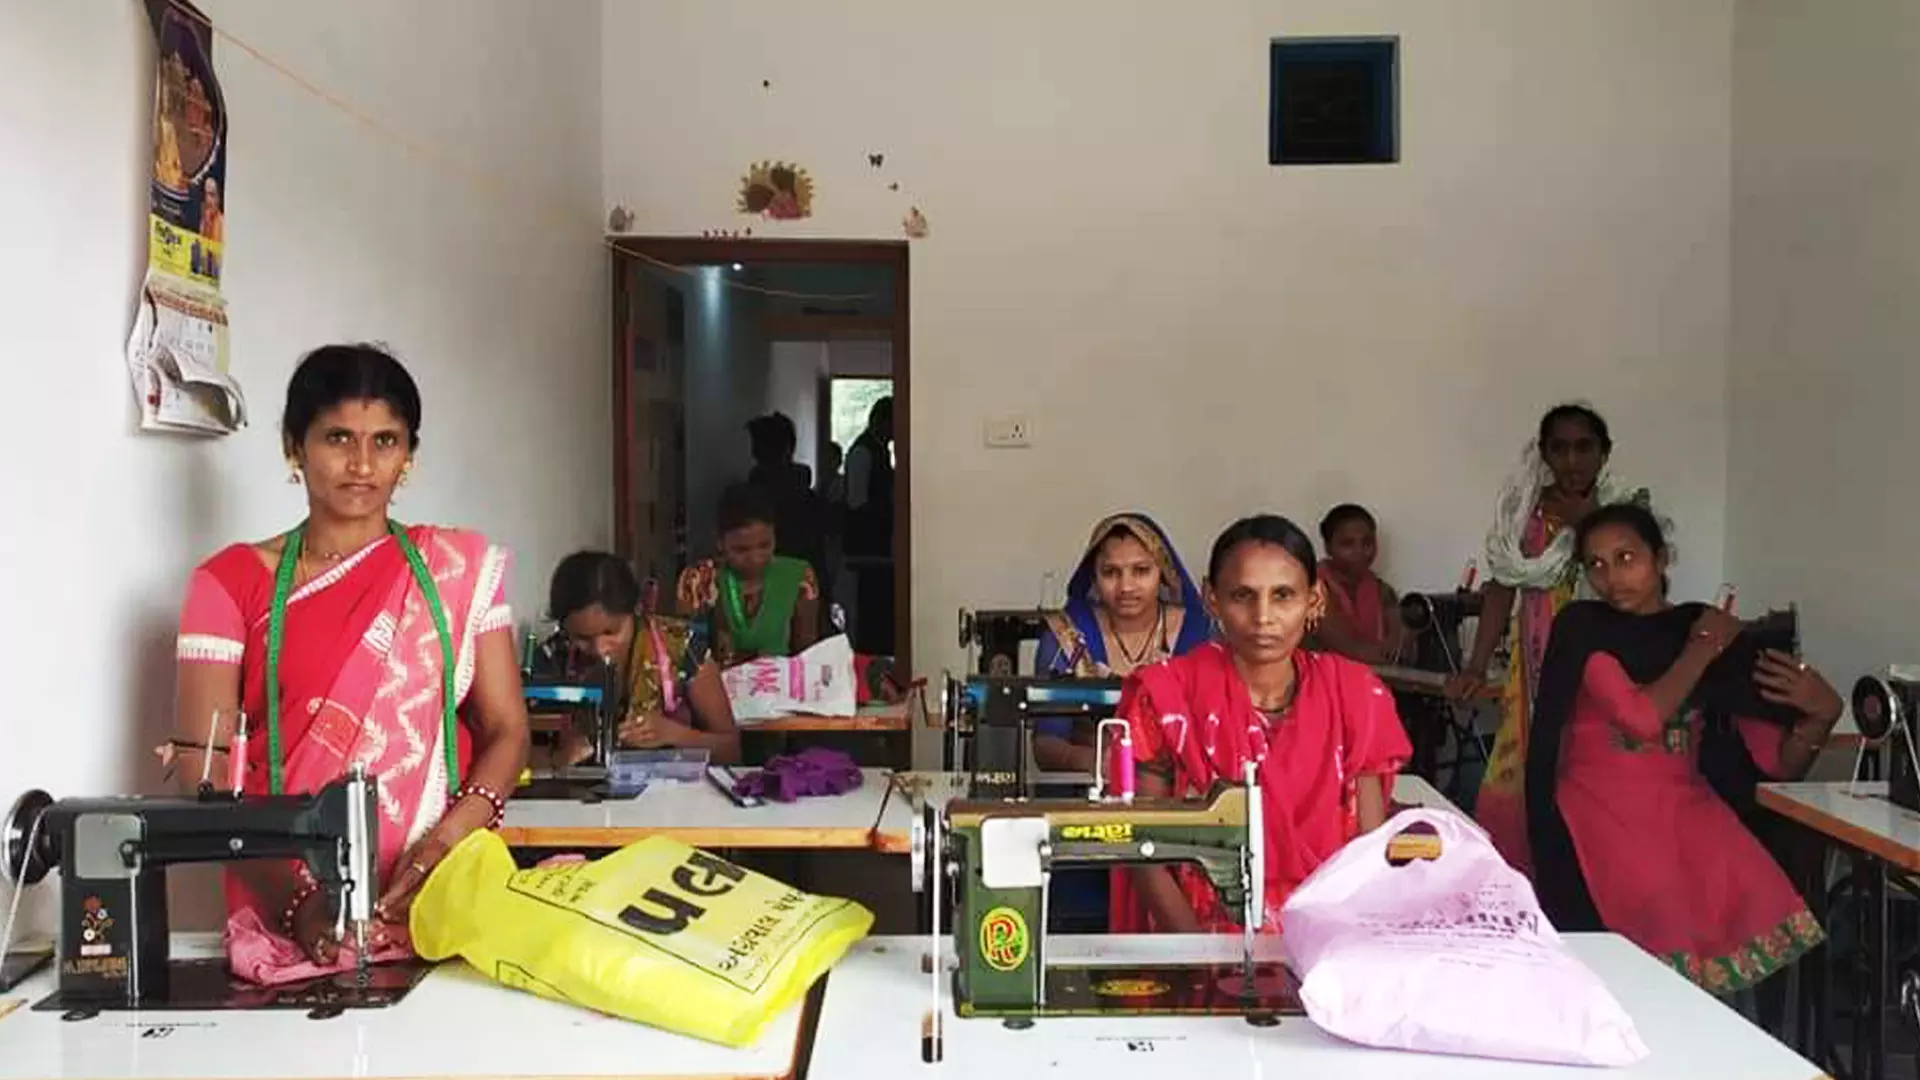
[1281,807,1649,1067]
[721,635,857,722]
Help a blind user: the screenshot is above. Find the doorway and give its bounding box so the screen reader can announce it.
[608,238,912,672]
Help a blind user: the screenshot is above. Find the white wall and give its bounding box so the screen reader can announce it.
[769,341,828,471]
[603,0,1736,738]
[1727,1,1920,682]
[0,0,606,933]
[679,268,769,554]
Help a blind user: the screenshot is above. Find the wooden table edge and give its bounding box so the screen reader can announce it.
[1757,786,1920,874]
[498,827,880,850]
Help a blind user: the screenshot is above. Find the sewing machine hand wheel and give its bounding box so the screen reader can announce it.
[1853,675,1902,743]
[2,789,56,886]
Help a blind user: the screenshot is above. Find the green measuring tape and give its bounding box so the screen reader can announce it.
[719,567,761,643]
[263,520,458,796]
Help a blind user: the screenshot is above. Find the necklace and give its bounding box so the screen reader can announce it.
[1249,668,1299,717]
[264,520,458,796]
[1109,604,1166,667]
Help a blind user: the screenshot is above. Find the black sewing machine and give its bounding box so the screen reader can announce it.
[520,621,571,679]
[1852,673,1920,812]
[517,651,649,802]
[0,769,424,1017]
[940,675,1125,799]
[1396,589,1482,677]
[958,608,1057,676]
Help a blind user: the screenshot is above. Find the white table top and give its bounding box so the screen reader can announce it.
[499,767,896,850]
[810,934,1822,1079]
[1758,779,1920,872]
[0,936,804,1080]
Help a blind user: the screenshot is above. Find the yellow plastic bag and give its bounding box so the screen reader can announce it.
[410,830,873,1047]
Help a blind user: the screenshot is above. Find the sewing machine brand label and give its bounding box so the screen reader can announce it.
[1059,823,1133,843]
[978,907,1029,973]
[1093,978,1169,998]
[77,897,115,958]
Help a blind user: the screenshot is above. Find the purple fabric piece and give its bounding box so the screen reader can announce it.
[732,748,863,803]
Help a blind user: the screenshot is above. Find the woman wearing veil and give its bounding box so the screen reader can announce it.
[1032,512,1211,772]
[1446,404,1671,875]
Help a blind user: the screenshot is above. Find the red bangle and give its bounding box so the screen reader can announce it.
[281,881,323,936]
[454,783,507,830]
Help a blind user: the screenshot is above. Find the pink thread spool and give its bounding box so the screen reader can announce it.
[225,711,250,793]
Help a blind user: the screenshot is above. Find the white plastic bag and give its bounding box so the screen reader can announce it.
[721,634,857,722]
[1281,807,1649,1067]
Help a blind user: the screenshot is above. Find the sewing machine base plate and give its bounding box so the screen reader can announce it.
[0,947,53,992]
[32,958,431,1019]
[511,777,645,803]
[957,962,1302,1020]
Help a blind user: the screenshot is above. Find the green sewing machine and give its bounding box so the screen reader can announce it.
[909,721,1292,1033]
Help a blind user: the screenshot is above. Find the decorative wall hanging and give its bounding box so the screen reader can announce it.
[737,161,814,221]
[128,0,246,435]
[902,207,928,240]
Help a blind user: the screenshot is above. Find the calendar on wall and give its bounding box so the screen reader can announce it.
[125,0,246,435]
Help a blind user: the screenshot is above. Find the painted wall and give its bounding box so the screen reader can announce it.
[602,0,1737,760]
[677,268,770,554]
[769,341,829,472]
[0,0,606,933]
[1728,1,1920,685]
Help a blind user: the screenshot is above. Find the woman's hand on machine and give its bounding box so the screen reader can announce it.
[373,795,491,922]
[1444,669,1488,700]
[1754,649,1843,725]
[289,889,340,965]
[619,711,692,749]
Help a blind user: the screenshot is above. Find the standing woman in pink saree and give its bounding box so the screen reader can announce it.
[168,344,530,985]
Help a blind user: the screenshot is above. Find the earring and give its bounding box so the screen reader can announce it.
[399,464,412,487]
[286,464,302,486]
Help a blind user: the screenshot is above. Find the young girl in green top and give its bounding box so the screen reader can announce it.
[677,483,822,665]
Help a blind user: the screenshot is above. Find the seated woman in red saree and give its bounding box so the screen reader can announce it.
[1526,503,1838,993]
[171,345,530,986]
[1113,515,1412,933]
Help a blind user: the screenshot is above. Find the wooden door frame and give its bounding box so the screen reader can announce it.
[607,237,914,675]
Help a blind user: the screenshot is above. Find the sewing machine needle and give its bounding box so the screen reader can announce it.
[354,922,370,987]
